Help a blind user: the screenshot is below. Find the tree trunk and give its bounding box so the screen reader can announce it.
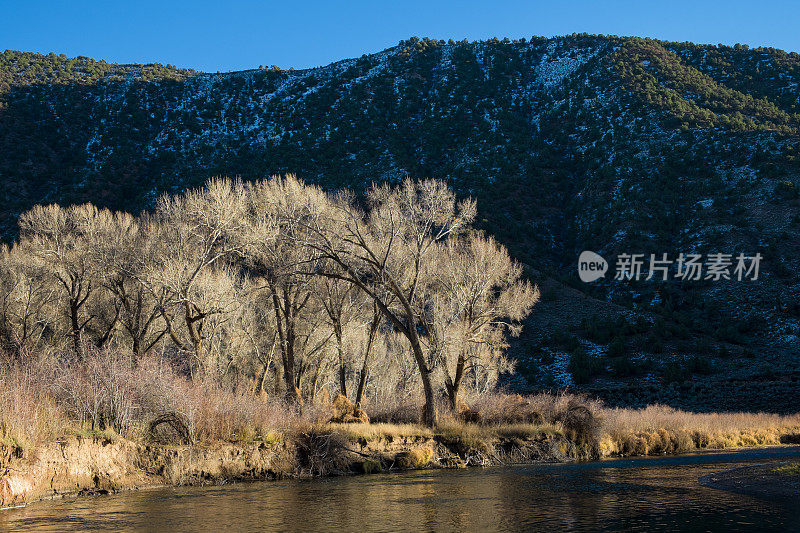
[445,352,466,411]
[444,380,458,412]
[355,362,368,409]
[183,302,205,367]
[258,360,271,395]
[338,363,347,399]
[283,350,298,403]
[271,290,300,405]
[409,336,437,427]
[283,325,300,404]
[355,310,380,408]
[334,323,347,398]
[69,300,81,355]
[130,289,143,358]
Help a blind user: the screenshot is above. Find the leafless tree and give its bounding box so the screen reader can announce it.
[143,178,245,372]
[432,233,540,410]
[93,214,166,359]
[304,179,477,426]
[4,175,537,427]
[0,243,56,358]
[235,175,333,404]
[18,204,105,355]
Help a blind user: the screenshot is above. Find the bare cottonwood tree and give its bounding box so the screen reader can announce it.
[144,178,245,372]
[4,175,536,426]
[92,214,166,358]
[316,274,359,398]
[236,282,279,396]
[0,243,55,358]
[354,302,382,408]
[18,204,105,355]
[432,233,540,410]
[305,179,477,426]
[236,175,333,404]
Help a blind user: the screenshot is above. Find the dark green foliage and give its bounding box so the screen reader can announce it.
[609,356,636,377]
[775,180,799,200]
[613,38,800,134]
[569,349,603,384]
[646,334,664,354]
[606,337,627,358]
[547,329,581,353]
[686,354,712,375]
[663,361,689,384]
[0,49,194,92]
[663,355,713,384]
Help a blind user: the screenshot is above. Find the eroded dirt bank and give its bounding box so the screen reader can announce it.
[5,428,800,509]
[0,431,574,508]
[0,435,297,508]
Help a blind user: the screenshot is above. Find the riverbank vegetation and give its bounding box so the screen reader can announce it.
[2,352,799,507]
[0,176,537,429]
[2,356,799,462]
[1,176,799,489]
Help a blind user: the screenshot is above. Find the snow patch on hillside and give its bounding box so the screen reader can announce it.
[534,43,598,88]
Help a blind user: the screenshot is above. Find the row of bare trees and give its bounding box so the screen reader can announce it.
[0,176,538,426]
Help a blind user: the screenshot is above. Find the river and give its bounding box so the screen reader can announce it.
[2,447,799,532]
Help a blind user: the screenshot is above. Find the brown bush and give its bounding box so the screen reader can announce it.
[147,412,193,445]
[470,392,603,428]
[394,446,434,469]
[0,364,65,451]
[324,394,369,424]
[364,397,422,424]
[459,408,482,424]
[295,432,352,476]
[331,394,355,420]
[471,393,540,424]
[345,409,370,424]
[557,400,601,449]
[2,351,305,446]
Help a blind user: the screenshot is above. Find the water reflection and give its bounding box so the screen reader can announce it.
[2,447,799,532]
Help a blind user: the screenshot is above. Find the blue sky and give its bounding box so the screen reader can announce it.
[1,1,797,72]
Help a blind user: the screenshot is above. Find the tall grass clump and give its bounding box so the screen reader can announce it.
[599,404,800,456]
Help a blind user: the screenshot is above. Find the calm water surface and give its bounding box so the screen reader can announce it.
[2,447,799,532]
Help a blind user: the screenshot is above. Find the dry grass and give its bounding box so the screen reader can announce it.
[364,394,800,458]
[2,359,799,464]
[171,378,295,443]
[324,422,434,442]
[0,352,304,454]
[471,391,604,426]
[437,421,560,442]
[598,404,800,457]
[394,446,435,468]
[362,397,425,425]
[327,419,561,450]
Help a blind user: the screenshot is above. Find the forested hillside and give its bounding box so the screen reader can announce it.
[2,34,800,411]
